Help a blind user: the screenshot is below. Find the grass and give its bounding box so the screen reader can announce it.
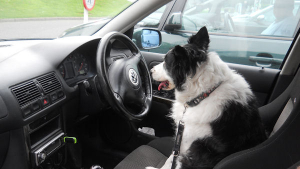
[0,0,132,19]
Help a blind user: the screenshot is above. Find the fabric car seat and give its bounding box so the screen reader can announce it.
[115,69,300,169]
[114,137,174,169]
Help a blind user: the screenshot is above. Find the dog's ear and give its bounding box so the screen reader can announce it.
[188,26,210,51]
[172,45,188,67]
[169,45,189,91]
[173,45,186,57]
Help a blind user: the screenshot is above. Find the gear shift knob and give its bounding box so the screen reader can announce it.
[90,165,103,169]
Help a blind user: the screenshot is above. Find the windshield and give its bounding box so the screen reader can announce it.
[0,0,136,40]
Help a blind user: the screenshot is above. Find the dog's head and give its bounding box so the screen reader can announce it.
[151,27,210,91]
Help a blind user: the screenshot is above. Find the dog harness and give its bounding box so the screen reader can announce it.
[171,82,222,169]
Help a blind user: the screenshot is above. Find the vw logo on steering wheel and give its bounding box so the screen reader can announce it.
[129,69,139,86]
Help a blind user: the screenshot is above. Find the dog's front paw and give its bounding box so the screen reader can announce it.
[146,166,158,169]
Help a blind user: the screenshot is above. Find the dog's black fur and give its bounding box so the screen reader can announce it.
[164,28,209,91]
[180,98,267,169]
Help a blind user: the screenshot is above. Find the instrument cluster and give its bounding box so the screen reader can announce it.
[58,52,92,85]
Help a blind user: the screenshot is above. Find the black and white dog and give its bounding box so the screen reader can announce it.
[148,27,267,169]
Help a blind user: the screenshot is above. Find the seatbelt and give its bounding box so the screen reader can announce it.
[270,98,294,136]
[170,83,222,169]
[171,120,185,169]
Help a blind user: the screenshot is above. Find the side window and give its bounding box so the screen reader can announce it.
[134,5,167,29]
[142,0,300,69]
[181,0,212,31]
[181,0,300,37]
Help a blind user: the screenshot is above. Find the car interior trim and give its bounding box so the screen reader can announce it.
[281,28,300,76]
[170,29,294,40]
[94,0,172,37]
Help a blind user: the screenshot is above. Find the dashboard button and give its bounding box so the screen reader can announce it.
[32,100,41,112]
[50,93,58,102]
[41,96,50,107]
[57,90,64,98]
[22,105,32,116]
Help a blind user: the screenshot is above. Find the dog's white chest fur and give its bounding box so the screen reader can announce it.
[171,101,213,153]
[171,90,224,153]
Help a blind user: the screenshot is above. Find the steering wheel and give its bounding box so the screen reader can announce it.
[96,32,152,121]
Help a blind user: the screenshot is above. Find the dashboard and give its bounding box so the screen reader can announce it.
[0,35,173,169]
[0,36,102,169]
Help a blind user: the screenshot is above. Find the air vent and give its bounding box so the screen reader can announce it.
[11,80,41,107]
[37,73,61,94]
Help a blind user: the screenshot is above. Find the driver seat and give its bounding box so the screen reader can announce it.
[115,69,300,169]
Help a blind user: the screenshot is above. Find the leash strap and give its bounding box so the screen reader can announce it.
[171,120,185,169]
[170,83,222,169]
[186,82,222,107]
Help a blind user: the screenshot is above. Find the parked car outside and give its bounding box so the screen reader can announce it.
[232,1,300,36]
[59,18,111,37]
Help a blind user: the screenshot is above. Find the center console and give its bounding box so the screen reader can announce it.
[24,109,66,168]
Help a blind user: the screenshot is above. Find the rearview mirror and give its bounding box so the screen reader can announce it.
[133,28,162,50]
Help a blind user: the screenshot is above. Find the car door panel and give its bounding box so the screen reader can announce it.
[142,51,280,107]
[228,63,280,106]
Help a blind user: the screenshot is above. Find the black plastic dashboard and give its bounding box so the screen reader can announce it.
[0,36,100,129]
[0,36,176,134]
[0,35,176,169]
[0,36,103,169]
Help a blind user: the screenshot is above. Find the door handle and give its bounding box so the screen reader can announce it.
[249,56,283,68]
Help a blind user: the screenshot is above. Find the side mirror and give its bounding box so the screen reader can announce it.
[164,12,182,31]
[133,28,162,50]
